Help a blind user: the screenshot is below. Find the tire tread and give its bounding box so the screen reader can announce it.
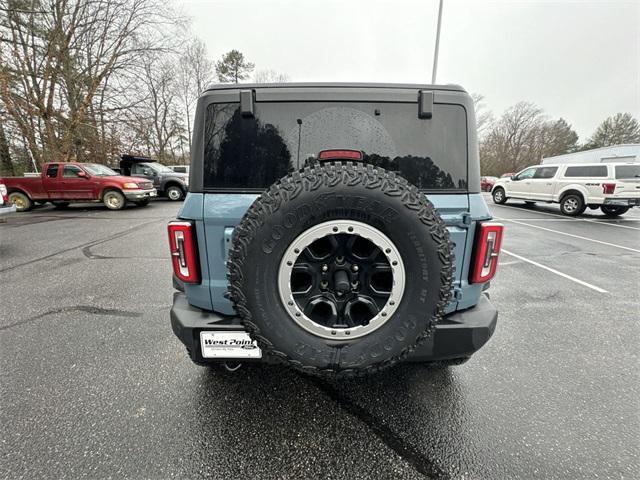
[227,162,454,379]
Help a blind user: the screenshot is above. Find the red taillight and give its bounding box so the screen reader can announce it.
[318,149,363,161]
[168,221,200,283]
[602,183,616,195]
[470,222,504,284]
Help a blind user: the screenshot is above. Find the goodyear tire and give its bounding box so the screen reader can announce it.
[227,163,454,378]
[425,356,470,369]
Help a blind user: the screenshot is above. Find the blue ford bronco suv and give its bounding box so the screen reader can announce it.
[169,83,503,378]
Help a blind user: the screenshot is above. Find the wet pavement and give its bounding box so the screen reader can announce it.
[1,197,638,479]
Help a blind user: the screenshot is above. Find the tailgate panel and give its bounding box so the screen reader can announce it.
[189,193,486,316]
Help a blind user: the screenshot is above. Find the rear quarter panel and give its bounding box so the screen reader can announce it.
[553,166,605,204]
[2,176,47,199]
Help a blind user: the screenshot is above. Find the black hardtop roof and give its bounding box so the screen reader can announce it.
[204,82,467,93]
[121,154,158,163]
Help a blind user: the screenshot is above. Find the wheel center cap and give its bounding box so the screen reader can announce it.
[278,220,406,340]
[333,269,350,293]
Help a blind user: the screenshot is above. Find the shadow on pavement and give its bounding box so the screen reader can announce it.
[189,362,471,479]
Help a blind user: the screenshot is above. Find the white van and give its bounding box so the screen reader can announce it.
[491,162,640,216]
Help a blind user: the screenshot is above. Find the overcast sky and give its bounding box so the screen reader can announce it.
[182,0,639,141]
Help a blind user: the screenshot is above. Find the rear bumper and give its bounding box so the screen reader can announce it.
[603,197,640,207]
[0,204,16,216]
[407,294,497,361]
[123,188,157,200]
[170,292,498,364]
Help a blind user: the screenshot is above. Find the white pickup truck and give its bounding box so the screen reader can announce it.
[491,162,640,216]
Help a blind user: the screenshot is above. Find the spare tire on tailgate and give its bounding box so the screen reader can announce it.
[227,162,454,378]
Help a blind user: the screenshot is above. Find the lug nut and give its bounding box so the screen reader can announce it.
[352,265,359,272]
[322,264,328,272]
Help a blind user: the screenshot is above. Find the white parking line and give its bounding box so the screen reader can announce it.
[502,218,640,254]
[498,260,520,266]
[501,249,608,293]
[495,217,598,222]
[491,203,640,231]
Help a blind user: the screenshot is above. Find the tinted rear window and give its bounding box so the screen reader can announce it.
[533,166,558,179]
[615,165,640,179]
[564,165,608,177]
[46,164,59,178]
[203,102,468,191]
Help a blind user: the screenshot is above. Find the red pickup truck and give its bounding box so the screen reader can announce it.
[1,162,157,212]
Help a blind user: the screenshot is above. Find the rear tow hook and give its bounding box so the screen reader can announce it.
[223,362,242,372]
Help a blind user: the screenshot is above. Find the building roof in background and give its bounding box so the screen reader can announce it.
[541,144,640,164]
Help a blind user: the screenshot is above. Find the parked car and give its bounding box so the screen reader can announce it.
[491,162,640,216]
[120,155,188,201]
[168,165,190,175]
[168,82,503,378]
[0,183,16,222]
[481,176,498,192]
[1,162,156,211]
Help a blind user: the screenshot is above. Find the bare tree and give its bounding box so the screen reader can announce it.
[479,102,578,176]
[253,69,290,83]
[471,93,493,137]
[0,113,14,175]
[177,38,214,146]
[125,55,182,162]
[480,102,542,175]
[0,0,179,167]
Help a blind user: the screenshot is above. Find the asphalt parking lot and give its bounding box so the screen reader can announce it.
[1,196,638,479]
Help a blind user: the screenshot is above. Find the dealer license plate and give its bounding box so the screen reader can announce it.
[200,331,262,359]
